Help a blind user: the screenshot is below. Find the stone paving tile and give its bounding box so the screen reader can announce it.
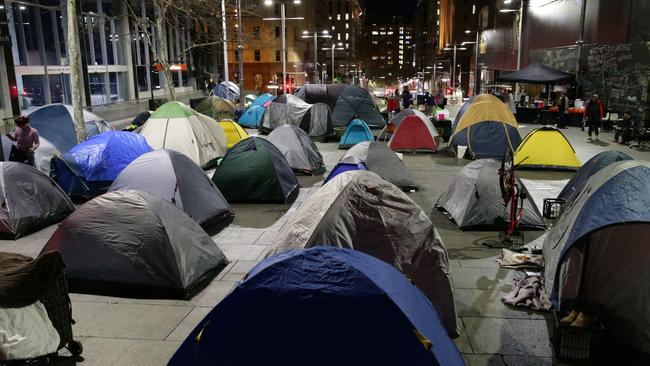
[463,317,552,357]
[217,243,266,261]
[453,318,474,354]
[462,354,506,366]
[219,260,258,283]
[165,307,213,341]
[255,230,279,245]
[450,266,520,291]
[69,293,179,306]
[501,356,553,366]
[454,289,546,320]
[74,337,180,366]
[72,303,192,340]
[212,228,263,244]
[180,280,236,307]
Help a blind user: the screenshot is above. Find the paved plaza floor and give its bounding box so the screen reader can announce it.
[3,125,650,365]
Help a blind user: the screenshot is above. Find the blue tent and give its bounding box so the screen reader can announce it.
[169,247,463,366]
[51,131,152,198]
[27,104,113,153]
[324,161,367,184]
[238,105,265,128]
[252,93,275,107]
[338,119,374,149]
[557,150,633,202]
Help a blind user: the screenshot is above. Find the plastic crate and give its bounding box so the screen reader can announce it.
[543,198,565,219]
[553,311,605,364]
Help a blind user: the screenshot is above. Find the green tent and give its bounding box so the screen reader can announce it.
[211,137,299,203]
[195,96,237,121]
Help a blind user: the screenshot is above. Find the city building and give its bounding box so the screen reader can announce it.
[362,15,414,81]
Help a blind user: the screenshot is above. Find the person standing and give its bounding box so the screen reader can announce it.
[584,94,603,141]
[424,91,435,116]
[613,111,635,144]
[557,92,569,129]
[507,90,516,115]
[5,116,40,167]
[401,86,412,109]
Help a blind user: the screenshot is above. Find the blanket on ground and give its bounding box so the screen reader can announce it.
[499,248,544,269]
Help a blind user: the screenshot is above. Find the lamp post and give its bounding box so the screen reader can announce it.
[322,43,344,83]
[221,0,228,83]
[301,30,332,83]
[236,0,244,105]
[264,0,303,93]
[500,0,525,70]
[443,44,467,91]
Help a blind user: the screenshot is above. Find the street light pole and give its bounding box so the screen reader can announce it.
[280,2,287,90]
[452,44,457,90]
[313,32,318,83]
[237,0,244,104]
[331,43,335,82]
[222,0,229,83]
[516,0,525,70]
[474,31,480,95]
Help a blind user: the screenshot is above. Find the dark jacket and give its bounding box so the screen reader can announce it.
[401,90,412,106]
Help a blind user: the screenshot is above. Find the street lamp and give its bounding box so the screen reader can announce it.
[500,0,526,70]
[301,30,332,83]
[263,0,303,93]
[461,29,480,95]
[322,43,344,83]
[443,44,467,91]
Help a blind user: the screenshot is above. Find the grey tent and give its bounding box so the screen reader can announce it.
[435,159,545,230]
[270,170,458,338]
[108,149,234,231]
[260,94,332,137]
[0,162,75,239]
[340,141,418,191]
[331,86,385,127]
[40,190,228,299]
[266,125,325,175]
[540,160,650,353]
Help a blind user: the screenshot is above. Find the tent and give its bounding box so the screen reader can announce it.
[122,111,151,132]
[513,126,580,170]
[27,104,113,153]
[323,161,367,183]
[378,108,430,140]
[212,81,240,101]
[541,160,650,352]
[40,190,229,299]
[51,131,152,199]
[238,105,266,128]
[252,93,275,107]
[340,141,418,190]
[2,135,59,175]
[212,137,299,203]
[296,84,385,127]
[169,246,463,366]
[261,94,332,137]
[270,170,458,337]
[449,94,522,159]
[109,149,234,230]
[0,162,75,239]
[435,159,546,230]
[452,95,477,130]
[139,101,227,169]
[388,115,438,153]
[195,96,237,121]
[558,150,633,202]
[498,63,573,84]
[266,125,325,175]
[338,119,374,149]
[218,119,249,148]
[244,94,256,107]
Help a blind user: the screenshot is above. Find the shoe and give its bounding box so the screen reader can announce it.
[560,309,579,325]
[588,137,593,141]
[570,312,596,327]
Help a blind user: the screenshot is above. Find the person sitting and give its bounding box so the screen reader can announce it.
[613,111,635,144]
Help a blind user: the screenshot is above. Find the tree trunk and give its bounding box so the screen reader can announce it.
[155,5,176,101]
[67,0,86,142]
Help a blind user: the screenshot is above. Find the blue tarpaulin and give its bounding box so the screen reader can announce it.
[324,161,367,184]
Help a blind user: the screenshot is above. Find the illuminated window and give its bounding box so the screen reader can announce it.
[372,31,378,35]
[337,14,341,20]
[346,33,349,40]
[372,56,378,60]
[345,13,349,20]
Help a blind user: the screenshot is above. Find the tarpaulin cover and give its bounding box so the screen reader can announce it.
[238,105,265,128]
[435,159,545,230]
[331,85,385,127]
[540,161,650,352]
[338,119,374,149]
[212,137,298,203]
[195,96,236,121]
[169,247,464,366]
[514,126,580,170]
[497,63,573,83]
[109,149,233,228]
[388,115,438,153]
[557,150,632,202]
[270,171,458,337]
[27,104,113,153]
[252,93,275,107]
[140,101,227,169]
[266,125,325,175]
[341,141,418,190]
[450,94,521,159]
[218,119,249,148]
[0,162,74,239]
[40,190,229,299]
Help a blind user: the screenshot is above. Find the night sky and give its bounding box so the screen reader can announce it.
[363,0,417,16]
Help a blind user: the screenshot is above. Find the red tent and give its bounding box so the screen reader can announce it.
[388,115,438,153]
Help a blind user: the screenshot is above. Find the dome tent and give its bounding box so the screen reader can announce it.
[266,125,325,175]
[169,247,464,366]
[270,170,458,338]
[449,94,521,159]
[109,149,234,231]
[541,160,650,352]
[435,159,545,230]
[51,131,152,199]
[40,190,229,299]
[558,150,633,202]
[340,141,418,191]
[212,81,240,102]
[323,160,367,184]
[378,108,430,140]
[218,119,249,148]
[297,84,385,127]
[195,96,237,121]
[238,105,265,128]
[0,162,75,239]
[252,93,275,107]
[244,94,256,107]
[514,126,580,170]
[338,118,374,149]
[139,101,227,169]
[27,104,113,153]
[388,114,438,153]
[212,137,299,203]
[261,94,332,137]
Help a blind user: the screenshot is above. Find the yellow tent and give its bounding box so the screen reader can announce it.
[219,119,249,148]
[514,126,580,170]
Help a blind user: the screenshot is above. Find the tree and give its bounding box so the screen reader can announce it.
[67,0,86,143]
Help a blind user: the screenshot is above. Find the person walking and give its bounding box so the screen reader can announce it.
[557,92,569,129]
[584,94,603,141]
[401,86,412,109]
[5,116,40,167]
